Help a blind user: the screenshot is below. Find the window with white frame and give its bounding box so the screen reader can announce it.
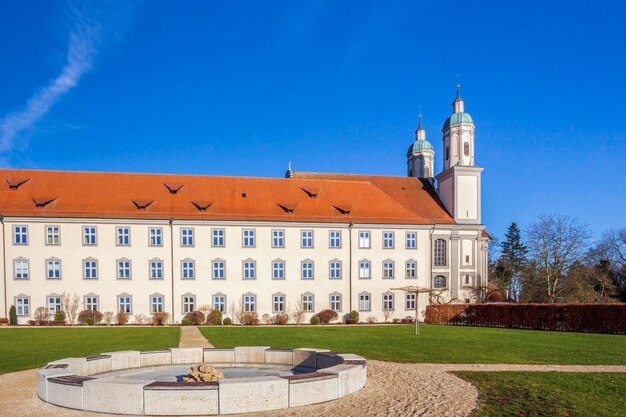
[383,293,394,311]
[272,260,285,280]
[47,296,62,313]
[329,260,342,279]
[405,293,416,310]
[272,229,284,248]
[212,259,226,279]
[464,274,472,286]
[212,228,225,247]
[117,259,131,279]
[116,227,130,246]
[85,296,98,311]
[359,260,370,279]
[383,231,394,249]
[243,294,256,312]
[243,260,256,279]
[46,259,61,279]
[272,294,285,313]
[14,259,29,279]
[405,232,417,249]
[434,275,447,288]
[301,293,314,312]
[151,295,164,313]
[301,230,313,248]
[301,260,314,279]
[182,295,195,313]
[181,228,194,247]
[329,293,342,312]
[359,293,371,311]
[83,259,98,279]
[329,230,341,248]
[181,260,195,279]
[16,297,30,315]
[242,229,255,247]
[83,226,97,245]
[434,239,447,267]
[150,259,163,279]
[359,231,370,248]
[213,294,226,312]
[13,225,28,245]
[405,260,417,279]
[383,260,394,279]
[118,296,132,313]
[46,225,60,245]
[149,227,163,246]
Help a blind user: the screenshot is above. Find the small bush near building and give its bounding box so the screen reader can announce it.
[183,311,205,325]
[223,317,232,325]
[261,313,272,325]
[9,306,17,325]
[401,316,415,324]
[366,316,377,324]
[34,306,50,325]
[241,312,260,326]
[54,310,66,322]
[181,319,191,326]
[152,312,170,326]
[116,311,130,325]
[345,310,359,324]
[316,309,338,324]
[205,309,222,325]
[134,314,150,324]
[102,311,115,325]
[78,310,103,325]
[273,312,290,325]
[310,316,321,325]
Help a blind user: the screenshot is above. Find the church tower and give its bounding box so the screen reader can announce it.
[435,86,483,224]
[406,115,435,178]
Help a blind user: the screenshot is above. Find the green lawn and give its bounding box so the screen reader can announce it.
[454,372,626,417]
[0,327,180,374]
[199,324,626,365]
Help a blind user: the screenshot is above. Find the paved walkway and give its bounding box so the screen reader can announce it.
[178,326,214,348]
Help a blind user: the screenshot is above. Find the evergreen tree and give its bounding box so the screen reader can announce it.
[9,305,17,325]
[499,222,528,300]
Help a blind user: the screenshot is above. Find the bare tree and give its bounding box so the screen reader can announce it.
[382,311,394,323]
[560,261,618,303]
[34,306,49,325]
[525,214,590,303]
[288,302,305,325]
[102,311,115,325]
[61,292,80,325]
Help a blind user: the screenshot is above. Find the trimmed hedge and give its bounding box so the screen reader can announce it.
[424,304,626,334]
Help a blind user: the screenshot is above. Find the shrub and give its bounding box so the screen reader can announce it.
[9,305,17,325]
[289,303,306,324]
[392,318,401,323]
[0,318,9,325]
[223,317,232,325]
[152,311,170,326]
[346,310,359,324]
[181,319,191,326]
[241,312,259,326]
[102,311,115,325]
[205,309,222,325]
[261,313,272,325]
[27,320,36,326]
[401,316,415,324]
[116,311,130,325]
[366,316,377,324]
[34,306,50,325]
[78,310,103,325]
[316,309,338,324]
[133,313,150,325]
[310,316,321,325]
[183,311,205,325]
[273,312,290,325]
[54,310,66,322]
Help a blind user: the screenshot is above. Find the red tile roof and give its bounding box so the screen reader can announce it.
[0,169,455,224]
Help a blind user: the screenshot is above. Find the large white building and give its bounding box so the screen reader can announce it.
[0,90,488,324]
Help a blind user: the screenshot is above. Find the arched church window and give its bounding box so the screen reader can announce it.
[464,142,470,156]
[434,239,446,266]
[434,275,447,288]
[445,147,449,161]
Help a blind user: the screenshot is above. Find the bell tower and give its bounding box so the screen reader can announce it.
[407,114,435,178]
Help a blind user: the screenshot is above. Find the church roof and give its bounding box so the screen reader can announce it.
[406,140,434,155]
[443,112,473,128]
[0,169,454,225]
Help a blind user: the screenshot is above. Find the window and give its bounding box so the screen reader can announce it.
[405,261,417,279]
[434,275,447,288]
[465,255,470,263]
[151,295,164,313]
[329,230,341,248]
[465,298,471,303]
[243,294,256,312]
[359,293,371,311]
[383,231,394,249]
[242,229,255,247]
[181,228,194,246]
[149,227,163,246]
[85,296,98,311]
[301,260,314,280]
[118,296,132,313]
[16,297,30,316]
[243,260,256,279]
[434,239,447,267]
[301,293,314,312]
[445,146,450,161]
[301,230,313,248]
[14,259,29,279]
[464,142,470,156]
[359,260,371,279]
[13,225,28,245]
[212,259,226,280]
[405,232,417,249]
[83,226,97,245]
[272,229,285,248]
[272,294,285,313]
[464,274,472,286]
[46,259,61,279]
[383,260,394,279]
[329,260,342,279]
[181,260,195,279]
[272,260,285,280]
[359,231,371,248]
[383,293,394,311]
[83,259,98,279]
[182,295,195,313]
[213,294,226,313]
[48,296,62,313]
[116,227,130,246]
[117,259,131,279]
[150,259,163,280]
[46,225,60,245]
[330,293,342,312]
[212,228,225,247]
[405,293,416,310]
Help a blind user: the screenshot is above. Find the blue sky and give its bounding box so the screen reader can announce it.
[1,0,625,242]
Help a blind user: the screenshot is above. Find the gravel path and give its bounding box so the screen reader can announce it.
[179,326,214,348]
